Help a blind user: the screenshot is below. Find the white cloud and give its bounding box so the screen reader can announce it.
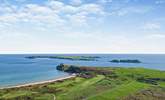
[25,4,53,14]
[148,34,165,38]
[0,6,13,14]
[15,0,26,2]
[98,0,113,4]
[47,1,104,15]
[67,12,88,26]
[0,4,64,28]
[79,4,104,14]
[142,23,161,30]
[117,6,152,16]
[0,1,105,48]
[47,0,64,12]
[0,0,165,54]
[0,0,106,30]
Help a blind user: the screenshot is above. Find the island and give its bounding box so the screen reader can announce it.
[0,64,164,100]
[110,59,141,63]
[26,56,100,61]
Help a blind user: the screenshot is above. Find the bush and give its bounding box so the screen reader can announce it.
[56,63,65,71]
[66,65,81,73]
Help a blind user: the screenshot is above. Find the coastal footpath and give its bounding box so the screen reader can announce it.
[0,64,165,100]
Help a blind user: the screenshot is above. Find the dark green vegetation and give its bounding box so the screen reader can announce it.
[0,65,165,100]
[56,64,112,78]
[123,87,165,100]
[26,56,100,61]
[110,59,141,63]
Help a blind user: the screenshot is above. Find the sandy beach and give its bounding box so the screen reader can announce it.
[0,74,76,90]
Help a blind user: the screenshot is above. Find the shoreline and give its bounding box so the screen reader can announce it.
[0,74,76,90]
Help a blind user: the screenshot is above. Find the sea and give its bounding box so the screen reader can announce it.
[0,54,165,88]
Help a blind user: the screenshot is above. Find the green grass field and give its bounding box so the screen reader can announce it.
[0,66,165,100]
[88,81,149,100]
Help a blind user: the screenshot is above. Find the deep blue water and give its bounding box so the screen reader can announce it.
[0,54,165,88]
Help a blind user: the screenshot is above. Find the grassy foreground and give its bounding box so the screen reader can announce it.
[0,65,165,100]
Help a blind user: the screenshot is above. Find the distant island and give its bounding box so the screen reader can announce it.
[26,56,100,61]
[110,59,141,63]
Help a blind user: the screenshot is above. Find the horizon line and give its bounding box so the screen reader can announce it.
[0,53,165,55]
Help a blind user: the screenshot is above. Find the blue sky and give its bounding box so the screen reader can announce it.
[0,0,165,54]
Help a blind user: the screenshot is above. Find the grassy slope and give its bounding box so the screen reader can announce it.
[0,91,32,99]
[114,67,165,78]
[56,75,105,100]
[123,87,165,100]
[88,81,149,100]
[0,67,164,100]
[0,90,54,100]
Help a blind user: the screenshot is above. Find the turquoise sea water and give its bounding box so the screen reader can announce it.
[0,54,165,88]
